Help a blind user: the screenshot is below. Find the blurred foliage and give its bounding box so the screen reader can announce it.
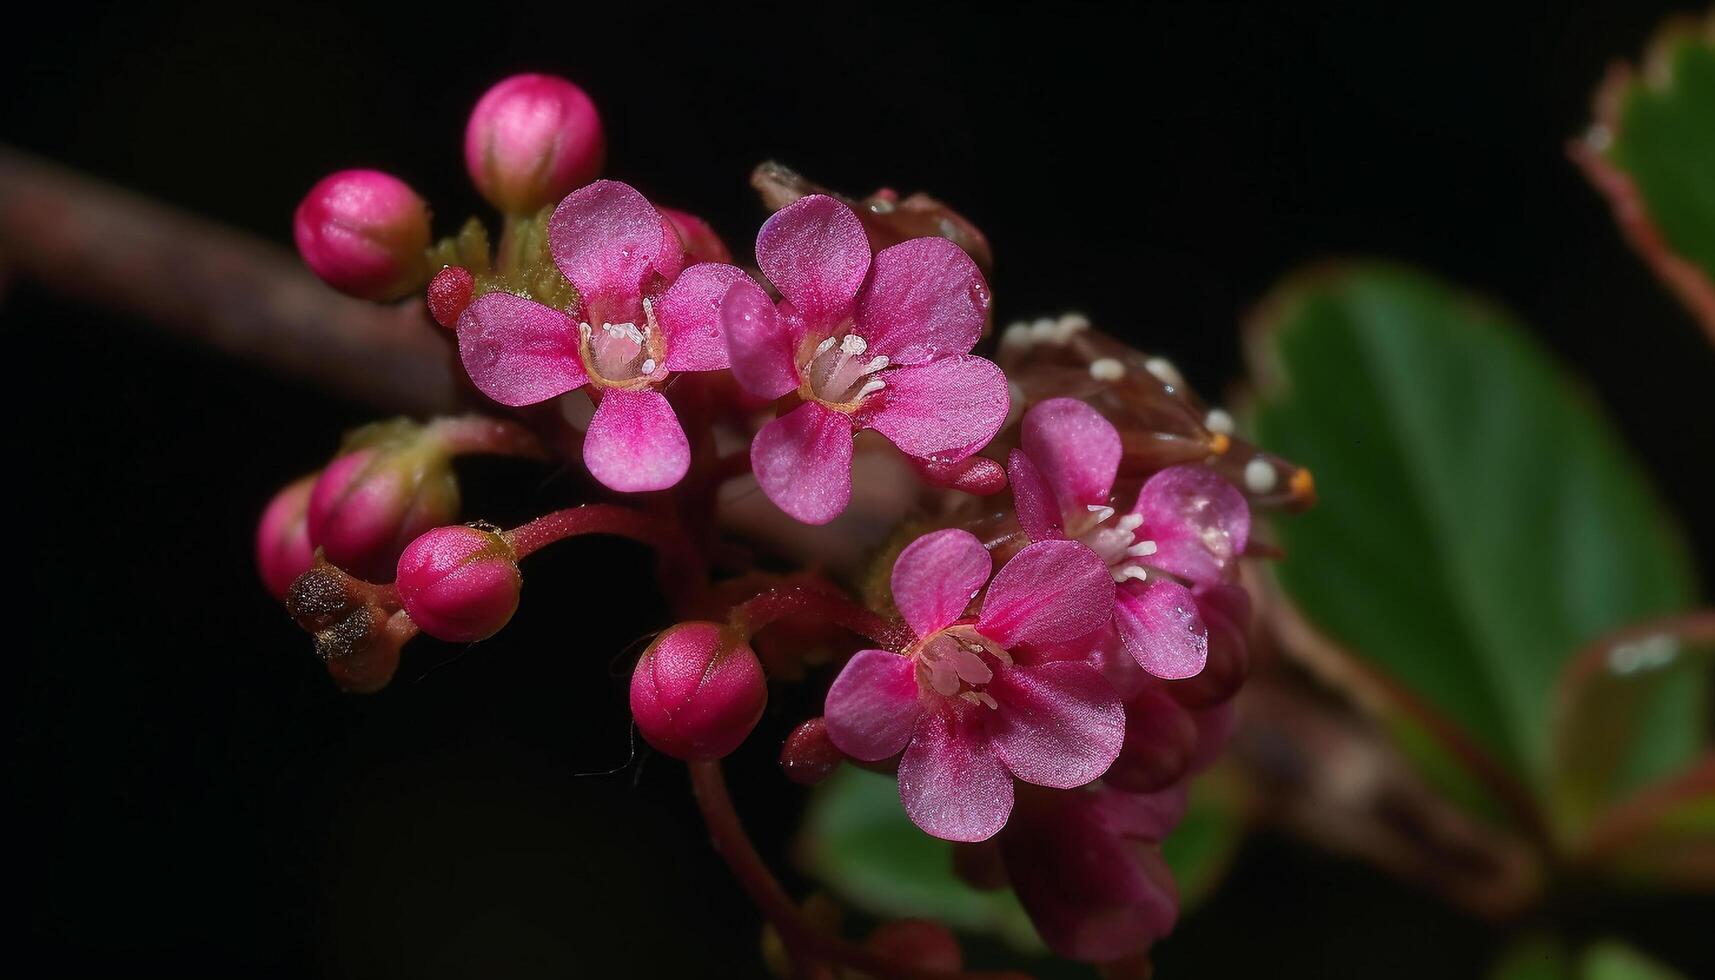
[1491,935,1686,980]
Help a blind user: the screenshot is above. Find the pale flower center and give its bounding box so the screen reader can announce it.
[911,626,1011,710]
[800,331,889,408]
[579,296,664,387]
[1067,503,1158,584]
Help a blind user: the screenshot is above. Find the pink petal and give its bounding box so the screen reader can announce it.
[755,194,870,324]
[658,262,750,372]
[891,528,993,638]
[897,709,1013,842]
[853,237,988,365]
[976,540,1115,651]
[1006,450,1065,543]
[582,388,690,492]
[1130,465,1251,585]
[549,180,672,310]
[861,355,1009,460]
[720,278,798,399]
[823,649,924,761]
[986,660,1124,789]
[1113,579,1209,680]
[456,292,587,407]
[1020,397,1120,511]
[750,401,854,525]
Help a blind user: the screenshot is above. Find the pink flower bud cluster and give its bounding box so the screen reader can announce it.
[264,71,1310,975]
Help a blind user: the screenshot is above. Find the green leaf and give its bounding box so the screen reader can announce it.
[800,766,1043,951]
[1580,940,1687,980]
[1603,19,1715,286]
[1489,934,1575,980]
[1245,265,1698,811]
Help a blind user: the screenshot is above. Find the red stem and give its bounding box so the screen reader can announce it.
[731,585,912,652]
[427,414,547,459]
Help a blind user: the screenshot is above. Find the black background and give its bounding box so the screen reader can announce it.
[11,2,1715,977]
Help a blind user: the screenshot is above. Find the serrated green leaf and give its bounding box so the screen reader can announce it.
[1245,265,1698,812]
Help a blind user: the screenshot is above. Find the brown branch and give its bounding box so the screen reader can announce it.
[0,147,466,415]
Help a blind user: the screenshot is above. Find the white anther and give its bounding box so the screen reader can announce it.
[856,377,886,398]
[1116,513,1144,533]
[602,321,645,344]
[1089,357,1125,381]
[1126,540,1158,558]
[1244,457,1278,494]
[1144,357,1183,387]
[960,690,999,709]
[863,355,890,374]
[578,321,593,341]
[1029,317,1059,341]
[814,336,837,356]
[1001,322,1032,349]
[840,334,868,356]
[1086,504,1116,523]
[1058,312,1091,332]
[640,358,657,375]
[1114,565,1149,583]
[1204,408,1235,435]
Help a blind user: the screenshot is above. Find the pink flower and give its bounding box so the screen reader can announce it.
[720,195,1009,525]
[456,180,751,492]
[1006,398,1251,680]
[823,529,1123,842]
[293,169,430,301]
[464,73,604,215]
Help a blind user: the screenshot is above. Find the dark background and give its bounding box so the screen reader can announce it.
[11,2,1715,977]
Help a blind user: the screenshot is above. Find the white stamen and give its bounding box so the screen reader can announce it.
[602,320,645,344]
[863,355,890,373]
[641,295,656,325]
[1126,540,1158,558]
[814,336,837,356]
[1244,457,1278,493]
[1058,312,1091,333]
[1089,357,1125,381]
[1204,408,1235,435]
[1116,513,1144,533]
[1085,504,1115,524]
[1029,317,1058,341]
[1001,322,1031,349]
[578,321,593,341]
[1144,357,1183,387]
[1114,564,1149,583]
[855,377,886,399]
[840,334,868,356]
[640,358,657,375]
[959,690,1000,709]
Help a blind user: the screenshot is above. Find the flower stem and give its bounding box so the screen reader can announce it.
[730,585,912,651]
[502,505,707,614]
[427,414,547,459]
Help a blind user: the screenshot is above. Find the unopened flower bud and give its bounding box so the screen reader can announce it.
[256,474,317,601]
[426,265,475,328]
[1104,683,1198,794]
[465,73,604,214]
[1000,786,1183,963]
[660,206,733,263]
[1164,584,1251,708]
[293,169,431,300]
[780,717,844,785]
[307,426,460,582]
[629,622,766,760]
[865,919,963,973]
[395,526,520,643]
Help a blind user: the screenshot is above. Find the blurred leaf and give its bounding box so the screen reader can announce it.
[1551,613,1715,835]
[1245,265,1698,815]
[1580,940,1687,980]
[1489,934,1574,980]
[801,766,1043,951]
[1161,764,1247,908]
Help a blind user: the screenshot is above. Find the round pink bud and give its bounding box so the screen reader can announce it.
[865,919,963,973]
[659,206,732,264]
[426,265,475,328]
[464,73,604,214]
[780,717,844,786]
[629,622,767,761]
[256,474,317,601]
[395,526,520,643]
[307,441,459,583]
[293,169,431,300]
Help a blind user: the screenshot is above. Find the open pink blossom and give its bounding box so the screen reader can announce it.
[719,195,1008,525]
[1006,398,1250,680]
[456,180,751,492]
[823,529,1123,841]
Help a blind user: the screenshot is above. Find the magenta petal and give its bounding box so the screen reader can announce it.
[549,180,670,302]
[755,194,870,324]
[1020,397,1121,511]
[891,529,993,638]
[658,263,750,372]
[582,388,690,492]
[824,649,924,761]
[1113,579,1209,680]
[456,292,587,407]
[862,355,1009,460]
[720,278,798,399]
[853,237,988,365]
[1006,450,1065,543]
[897,710,1013,842]
[750,401,854,525]
[1131,465,1251,585]
[977,540,1116,650]
[987,660,1124,789]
